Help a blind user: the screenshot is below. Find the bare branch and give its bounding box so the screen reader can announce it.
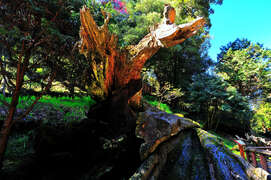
[127,17,205,79]
[0,99,9,107]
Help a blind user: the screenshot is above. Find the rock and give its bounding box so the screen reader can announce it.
[196,128,248,180]
[157,129,210,180]
[130,129,209,180]
[136,106,199,160]
[131,107,270,180]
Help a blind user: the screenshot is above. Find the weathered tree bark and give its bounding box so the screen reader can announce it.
[77,5,205,179]
[78,5,205,107]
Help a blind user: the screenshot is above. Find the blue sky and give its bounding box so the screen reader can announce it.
[208,0,271,61]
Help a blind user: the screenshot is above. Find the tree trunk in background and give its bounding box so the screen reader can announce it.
[0,50,29,170]
[78,5,205,108]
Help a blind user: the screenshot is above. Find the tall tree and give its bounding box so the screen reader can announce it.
[216,39,271,99]
[187,73,252,131]
[217,38,251,61]
[0,0,83,169]
[139,0,222,92]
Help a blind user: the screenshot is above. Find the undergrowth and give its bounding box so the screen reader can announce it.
[1,94,242,172]
[0,94,95,109]
[143,95,172,113]
[1,94,96,171]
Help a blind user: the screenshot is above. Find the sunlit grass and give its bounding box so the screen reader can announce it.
[0,94,96,125]
[143,95,172,113]
[39,95,95,108]
[0,94,96,109]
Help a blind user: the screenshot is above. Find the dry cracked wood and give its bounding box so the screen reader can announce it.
[78,4,205,105]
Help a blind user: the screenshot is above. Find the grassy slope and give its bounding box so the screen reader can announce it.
[0,94,95,109]
[0,95,96,170]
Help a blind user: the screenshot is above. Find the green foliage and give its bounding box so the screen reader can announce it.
[0,0,89,96]
[213,38,271,133]
[141,68,160,90]
[251,102,271,134]
[146,38,213,91]
[0,95,95,125]
[152,82,184,105]
[0,94,95,109]
[216,39,271,99]
[217,38,251,61]
[144,95,173,113]
[85,0,223,46]
[188,73,252,130]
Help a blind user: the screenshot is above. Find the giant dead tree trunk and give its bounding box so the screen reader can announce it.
[78,6,205,178]
[79,5,205,108]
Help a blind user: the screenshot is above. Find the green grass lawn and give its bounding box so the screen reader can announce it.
[0,94,95,109]
[0,94,97,126]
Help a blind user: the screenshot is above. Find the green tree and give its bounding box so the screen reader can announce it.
[146,37,212,90]
[89,0,223,46]
[141,0,222,95]
[251,102,271,135]
[0,0,84,169]
[187,73,252,131]
[216,39,271,99]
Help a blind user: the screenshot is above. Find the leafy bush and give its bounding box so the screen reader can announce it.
[251,102,271,134]
[142,68,183,109]
[187,74,252,131]
[144,95,172,113]
[152,82,183,105]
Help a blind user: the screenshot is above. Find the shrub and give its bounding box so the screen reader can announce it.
[251,102,271,135]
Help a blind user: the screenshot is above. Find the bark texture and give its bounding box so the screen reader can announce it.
[78,5,205,106]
